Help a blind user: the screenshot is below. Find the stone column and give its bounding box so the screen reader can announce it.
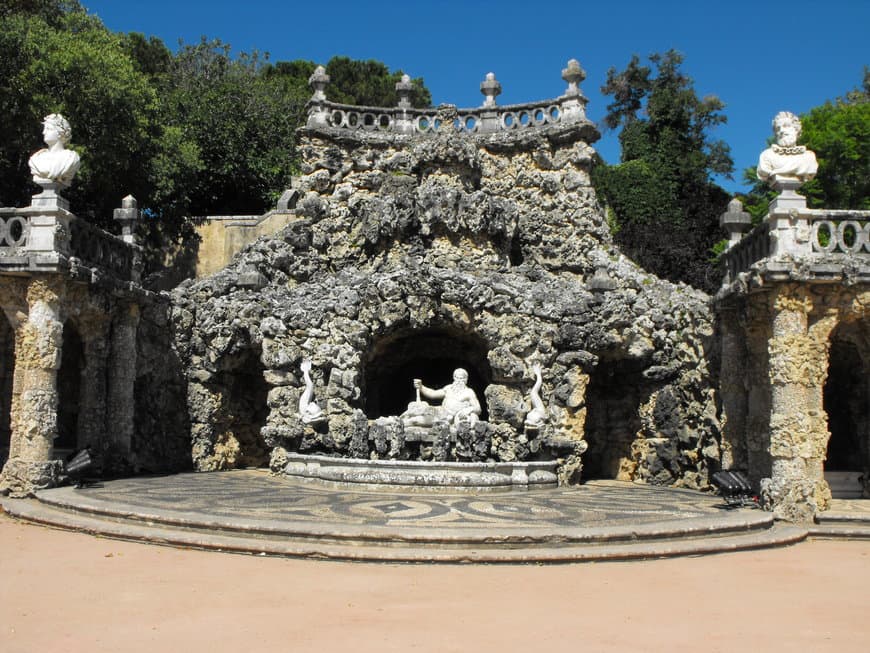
[0,279,64,496]
[106,304,140,468]
[78,324,109,453]
[764,285,829,521]
[718,306,748,471]
[743,300,772,488]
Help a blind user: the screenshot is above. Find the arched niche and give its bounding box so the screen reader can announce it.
[583,356,656,480]
[363,326,491,420]
[0,311,15,463]
[823,321,869,478]
[212,343,270,468]
[55,320,84,453]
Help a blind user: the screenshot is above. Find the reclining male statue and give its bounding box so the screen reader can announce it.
[401,368,482,431]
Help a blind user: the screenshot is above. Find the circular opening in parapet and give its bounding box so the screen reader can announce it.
[362,326,492,421]
[502,112,516,128]
[378,114,391,130]
[519,112,530,126]
[6,217,27,246]
[332,110,344,126]
[464,116,477,131]
[838,220,863,253]
[549,106,560,120]
[534,109,546,124]
[417,117,430,131]
[348,112,359,127]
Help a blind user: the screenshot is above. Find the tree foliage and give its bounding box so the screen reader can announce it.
[740,69,869,219]
[0,1,432,268]
[592,50,732,292]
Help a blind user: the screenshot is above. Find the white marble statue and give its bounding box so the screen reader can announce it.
[757,111,818,185]
[402,368,482,430]
[524,363,547,430]
[28,114,81,187]
[298,359,325,425]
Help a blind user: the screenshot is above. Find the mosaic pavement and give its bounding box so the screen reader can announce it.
[51,469,728,530]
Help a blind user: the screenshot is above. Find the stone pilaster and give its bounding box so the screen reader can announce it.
[0,279,64,496]
[106,304,140,467]
[78,321,110,454]
[744,300,772,488]
[718,306,747,471]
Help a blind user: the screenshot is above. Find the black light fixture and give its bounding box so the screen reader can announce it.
[64,447,94,488]
[711,470,757,508]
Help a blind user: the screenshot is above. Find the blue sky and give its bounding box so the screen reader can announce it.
[81,0,868,195]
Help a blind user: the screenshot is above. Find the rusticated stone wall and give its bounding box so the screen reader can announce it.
[0,275,189,497]
[172,119,722,488]
[718,282,870,521]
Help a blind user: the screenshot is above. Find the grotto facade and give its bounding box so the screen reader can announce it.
[170,62,720,489]
[0,63,867,523]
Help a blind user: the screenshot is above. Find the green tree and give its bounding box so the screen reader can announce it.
[592,50,733,291]
[322,56,431,108]
[740,70,869,218]
[0,3,198,234]
[799,71,869,210]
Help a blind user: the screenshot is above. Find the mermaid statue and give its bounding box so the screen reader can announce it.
[524,363,547,430]
[298,359,326,425]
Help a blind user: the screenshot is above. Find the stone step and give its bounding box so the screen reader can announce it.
[27,490,776,549]
[2,497,806,563]
[808,524,870,539]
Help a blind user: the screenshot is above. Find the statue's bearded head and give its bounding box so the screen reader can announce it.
[452,368,469,387]
[772,111,801,148]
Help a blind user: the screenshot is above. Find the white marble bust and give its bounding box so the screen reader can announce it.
[28,114,81,187]
[757,111,818,185]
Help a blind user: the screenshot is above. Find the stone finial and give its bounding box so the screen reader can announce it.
[720,198,752,248]
[396,74,413,109]
[28,113,81,210]
[308,65,330,102]
[276,188,299,211]
[480,72,502,108]
[113,195,140,244]
[562,59,586,96]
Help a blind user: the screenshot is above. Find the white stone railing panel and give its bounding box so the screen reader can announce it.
[722,222,770,280]
[809,210,870,254]
[0,214,30,248]
[309,96,582,136]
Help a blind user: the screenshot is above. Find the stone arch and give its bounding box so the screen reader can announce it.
[0,310,15,464]
[582,356,658,480]
[823,319,870,494]
[362,324,492,421]
[210,340,270,468]
[55,320,85,453]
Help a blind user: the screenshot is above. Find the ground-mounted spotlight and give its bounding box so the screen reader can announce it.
[64,447,94,488]
[711,470,757,508]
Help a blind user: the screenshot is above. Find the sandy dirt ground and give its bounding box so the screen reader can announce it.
[1,512,868,653]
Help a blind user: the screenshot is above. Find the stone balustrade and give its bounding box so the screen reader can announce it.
[0,196,141,283]
[721,221,770,283]
[69,214,138,281]
[0,211,30,248]
[306,59,590,136]
[720,206,870,285]
[809,209,870,254]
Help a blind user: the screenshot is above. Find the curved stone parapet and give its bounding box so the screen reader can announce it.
[305,60,594,141]
[281,452,558,489]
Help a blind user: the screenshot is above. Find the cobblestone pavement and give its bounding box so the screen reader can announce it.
[60,469,727,529]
